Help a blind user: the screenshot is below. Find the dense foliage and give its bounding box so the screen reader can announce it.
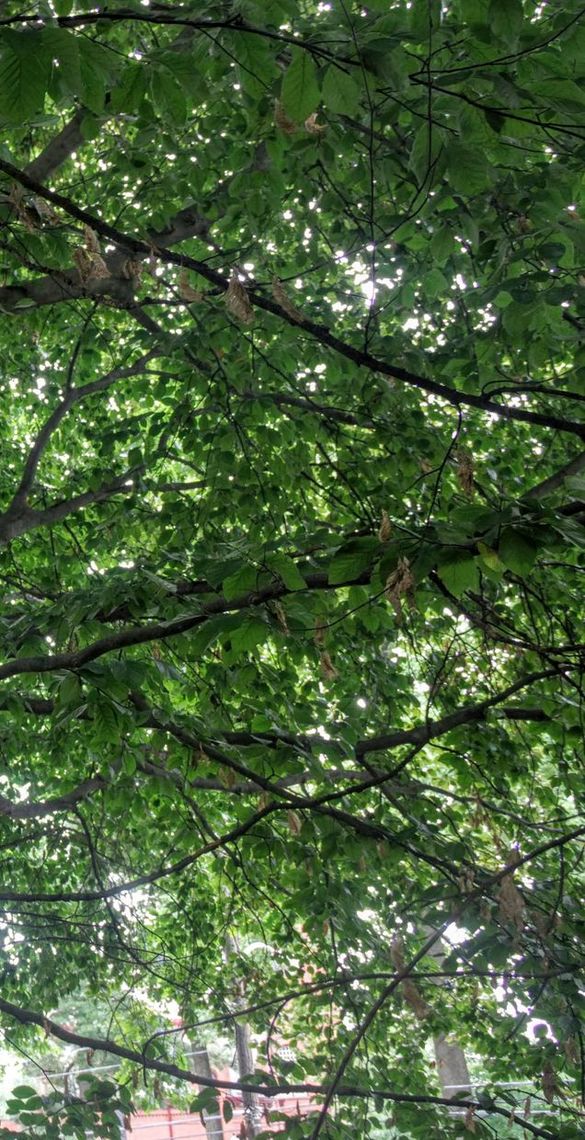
[0,0,584,1136]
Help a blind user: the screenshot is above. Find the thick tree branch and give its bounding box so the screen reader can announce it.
[0,995,557,1137]
[0,159,582,439]
[0,470,142,545]
[524,450,585,501]
[4,351,158,513]
[0,200,211,314]
[24,108,89,183]
[0,569,372,680]
[356,668,564,755]
[0,775,108,820]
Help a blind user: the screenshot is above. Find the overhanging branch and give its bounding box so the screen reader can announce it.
[0,159,582,439]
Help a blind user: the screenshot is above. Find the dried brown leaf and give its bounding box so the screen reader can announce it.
[73,247,94,283]
[83,225,101,254]
[456,449,474,496]
[390,934,405,970]
[30,196,59,225]
[287,810,302,836]
[272,277,305,323]
[305,112,327,135]
[391,936,429,1020]
[542,1061,557,1104]
[274,99,298,135]
[464,1106,476,1133]
[314,618,326,647]
[178,268,204,303]
[378,510,392,543]
[89,252,110,279]
[273,601,290,635]
[498,872,525,933]
[384,557,415,622]
[121,258,143,281]
[320,650,338,680]
[225,274,254,324]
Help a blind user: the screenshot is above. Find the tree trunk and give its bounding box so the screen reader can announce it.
[189,1042,224,1140]
[432,1032,472,1100]
[225,936,262,1138]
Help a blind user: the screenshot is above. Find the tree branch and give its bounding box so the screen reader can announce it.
[524,449,585,501]
[0,775,108,820]
[0,159,582,439]
[24,108,89,183]
[0,995,558,1136]
[4,351,158,513]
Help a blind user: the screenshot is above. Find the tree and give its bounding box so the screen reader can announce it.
[0,0,583,1136]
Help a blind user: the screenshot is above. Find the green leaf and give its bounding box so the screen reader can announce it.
[0,30,49,121]
[235,32,274,99]
[328,540,377,585]
[111,60,146,114]
[281,48,320,121]
[477,541,503,573]
[222,564,259,601]
[42,27,81,96]
[230,618,268,654]
[322,66,361,114]
[436,554,480,597]
[222,1101,234,1123]
[150,69,187,126]
[266,553,306,590]
[56,673,83,710]
[10,1087,38,1100]
[445,142,492,195]
[78,38,112,112]
[498,529,537,576]
[488,0,523,41]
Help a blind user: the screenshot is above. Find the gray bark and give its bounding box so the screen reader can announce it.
[433,1032,472,1101]
[424,932,473,1102]
[225,936,262,1138]
[189,1042,224,1140]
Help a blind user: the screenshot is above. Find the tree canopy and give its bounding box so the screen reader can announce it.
[0,0,584,1136]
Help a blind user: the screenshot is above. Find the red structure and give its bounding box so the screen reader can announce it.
[0,1090,317,1138]
[129,1091,317,1138]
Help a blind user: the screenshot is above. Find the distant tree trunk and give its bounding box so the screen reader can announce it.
[189,1042,224,1140]
[423,930,473,1103]
[225,936,262,1138]
[432,1033,472,1100]
[234,1019,262,1138]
